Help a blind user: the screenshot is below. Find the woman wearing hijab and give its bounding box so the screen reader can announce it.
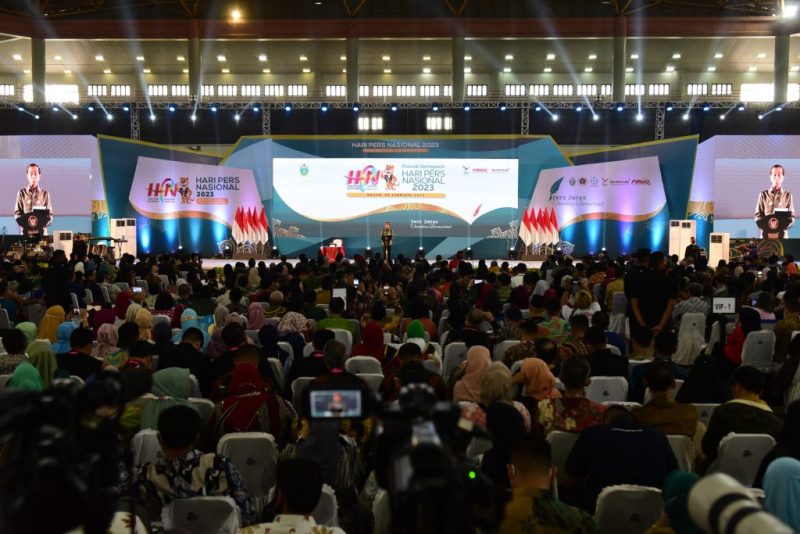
[14,322,37,345]
[213,304,230,333]
[28,340,60,388]
[258,324,288,363]
[135,308,153,341]
[763,457,800,532]
[646,471,701,534]
[405,319,438,361]
[151,322,174,362]
[207,313,244,359]
[106,322,139,368]
[91,323,119,361]
[171,308,211,351]
[351,322,395,363]
[114,291,133,323]
[140,367,197,430]
[6,361,43,391]
[51,321,78,354]
[92,307,117,336]
[454,345,492,402]
[211,362,294,448]
[460,362,532,432]
[512,357,561,414]
[246,302,267,332]
[276,302,308,363]
[37,305,65,343]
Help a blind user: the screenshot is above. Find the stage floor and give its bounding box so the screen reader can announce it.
[201,258,544,270]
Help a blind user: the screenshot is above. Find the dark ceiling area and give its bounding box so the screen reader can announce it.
[0,0,784,20]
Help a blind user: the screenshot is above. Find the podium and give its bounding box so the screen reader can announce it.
[756,210,792,239]
[16,208,49,238]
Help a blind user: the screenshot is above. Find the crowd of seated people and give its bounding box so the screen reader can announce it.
[0,246,799,532]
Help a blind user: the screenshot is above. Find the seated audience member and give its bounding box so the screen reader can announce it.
[511,357,561,415]
[151,322,174,361]
[774,297,800,363]
[461,362,532,432]
[56,327,102,380]
[629,329,689,404]
[121,340,156,370]
[453,345,492,402]
[6,361,42,391]
[36,305,65,343]
[561,289,601,321]
[172,308,211,351]
[153,292,183,328]
[632,360,698,437]
[0,329,27,375]
[672,282,710,325]
[717,306,761,370]
[628,326,654,360]
[135,308,153,342]
[127,405,254,525]
[91,323,119,361]
[585,326,628,378]
[258,323,289,363]
[501,319,539,368]
[499,434,598,533]
[140,367,197,430]
[118,367,154,444]
[528,294,547,320]
[351,321,396,363]
[106,322,140,368]
[405,319,439,361]
[158,327,211,397]
[559,315,590,359]
[28,340,62,388]
[287,329,336,389]
[246,301,268,332]
[538,356,606,435]
[534,337,560,373]
[482,399,527,491]
[450,308,493,349]
[301,287,327,322]
[52,321,79,354]
[315,297,357,338]
[379,342,447,401]
[539,298,567,343]
[264,290,287,318]
[308,339,368,392]
[591,311,627,357]
[754,400,800,488]
[494,307,523,343]
[763,457,800,533]
[247,458,346,534]
[208,322,249,384]
[646,471,701,534]
[564,406,678,513]
[211,361,294,448]
[701,365,782,468]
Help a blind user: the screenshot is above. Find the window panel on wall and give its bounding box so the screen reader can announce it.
[325,85,346,97]
[287,84,308,97]
[529,84,549,97]
[505,84,526,96]
[264,85,284,97]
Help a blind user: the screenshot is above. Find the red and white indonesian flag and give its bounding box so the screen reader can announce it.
[518,208,531,246]
[526,156,667,242]
[232,206,270,245]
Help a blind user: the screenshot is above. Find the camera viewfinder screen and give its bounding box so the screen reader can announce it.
[309,389,362,419]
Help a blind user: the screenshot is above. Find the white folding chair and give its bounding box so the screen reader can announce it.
[609,293,628,335]
[606,344,622,356]
[70,292,81,311]
[383,332,393,344]
[594,485,663,534]
[628,359,649,377]
[329,328,353,356]
[347,318,362,345]
[702,321,724,355]
[601,401,642,410]
[373,489,391,534]
[357,373,384,393]
[189,397,214,424]
[303,342,314,357]
[245,329,261,347]
[546,431,580,486]
[130,429,162,466]
[586,376,629,403]
[115,282,130,293]
[0,309,11,329]
[267,357,285,391]
[741,330,776,372]
[151,314,171,328]
[84,288,94,306]
[100,286,111,304]
[217,432,278,507]
[161,496,240,534]
[188,374,201,397]
[667,434,696,472]
[423,359,441,375]
[313,484,339,527]
[346,355,383,374]
[403,331,431,343]
[291,376,315,411]
[0,374,11,391]
[442,342,467,382]
[692,403,720,428]
[711,433,776,487]
[159,274,169,290]
[674,312,707,366]
[493,340,520,362]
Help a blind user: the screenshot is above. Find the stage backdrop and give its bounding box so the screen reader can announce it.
[223,136,569,259]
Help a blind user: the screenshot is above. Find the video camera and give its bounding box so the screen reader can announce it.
[306,382,503,533]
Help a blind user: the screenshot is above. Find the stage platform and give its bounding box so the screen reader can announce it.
[201,258,544,270]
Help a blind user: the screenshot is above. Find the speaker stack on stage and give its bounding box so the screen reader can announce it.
[52,231,74,256]
[668,220,696,258]
[110,218,137,257]
[708,233,730,267]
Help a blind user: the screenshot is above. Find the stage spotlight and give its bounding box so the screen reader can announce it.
[417,246,425,258]
[190,114,197,122]
[72,113,78,120]
[465,247,473,260]
[16,105,24,112]
[616,103,624,112]
[34,115,39,119]
[776,105,784,112]
[720,114,726,121]
[234,113,240,121]
[682,112,690,121]
[665,102,674,111]
[551,113,559,121]
[168,104,176,112]
[86,104,94,112]
[390,103,399,111]
[106,113,113,121]
[210,103,218,112]
[432,103,441,111]
[221,242,233,259]
[149,113,156,121]
[499,102,508,111]
[122,103,130,112]
[635,113,644,122]
[592,113,600,121]
[271,246,280,259]
[575,104,583,112]
[738,103,746,111]
[702,102,711,111]
[463,102,471,111]
[365,246,372,256]
[252,104,260,112]
[52,105,59,112]
[758,114,764,120]
[601,247,607,252]
[320,102,329,112]
[284,103,292,112]
[507,247,516,260]
[534,104,542,112]
[352,102,360,112]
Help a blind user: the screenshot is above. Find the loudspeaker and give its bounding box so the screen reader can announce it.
[668,220,696,257]
[110,218,137,257]
[53,231,74,256]
[708,233,730,267]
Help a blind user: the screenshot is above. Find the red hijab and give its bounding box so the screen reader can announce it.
[115,291,133,320]
[220,363,275,433]
[351,322,386,360]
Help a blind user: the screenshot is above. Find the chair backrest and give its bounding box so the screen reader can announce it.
[0,308,11,329]
[713,433,777,487]
[741,330,776,371]
[329,328,353,356]
[422,359,441,375]
[709,321,723,347]
[667,434,695,472]
[245,329,261,347]
[291,377,315,411]
[372,489,392,534]
[601,401,642,410]
[189,397,215,423]
[267,357,285,391]
[383,332,393,344]
[586,376,629,403]
[493,340,520,362]
[644,379,684,404]
[100,286,111,304]
[277,341,294,362]
[357,373,384,393]
[84,288,94,305]
[679,312,706,339]
[347,318,362,345]
[692,403,720,428]
[151,314,171,328]
[70,292,80,311]
[303,342,314,357]
[611,292,628,314]
[545,431,580,486]
[606,344,622,356]
[313,484,340,527]
[442,342,467,382]
[594,485,664,534]
[345,355,383,375]
[131,428,162,465]
[188,374,201,397]
[159,274,169,290]
[628,359,648,376]
[161,496,240,534]
[593,283,604,304]
[217,432,278,499]
[0,374,11,391]
[115,282,130,293]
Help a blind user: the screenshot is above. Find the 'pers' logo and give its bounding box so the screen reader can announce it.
[147,178,179,198]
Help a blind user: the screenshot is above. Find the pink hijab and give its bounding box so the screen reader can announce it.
[246,302,267,331]
[91,323,119,360]
[454,346,492,402]
[520,358,561,401]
